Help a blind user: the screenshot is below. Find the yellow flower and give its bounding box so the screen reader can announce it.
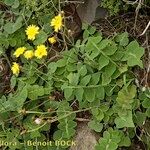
[48,36,57,44]
[13,47,26,58]
[50,13,63,32]
[34,45,47,59]
[24,50,34,59]
[25,25,39,40]
[11,62,20,75]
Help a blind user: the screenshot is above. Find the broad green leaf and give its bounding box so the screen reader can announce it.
[96,86,105,100]
[97,39,111,50]
[28,85,44,100]
[146,108,150,117]
[88,26,96,35]
[88,120,103,132]
[4,17,22,34]
[74,88,84,101]
[92,108,104,121]
[119,136,131,147]
[67,73,79,85]
[48,62,57,73]
[80,75,91,86]
[11,85,28,110]
[117,85,136,108]
[4,22,14,34]
[123,41,144,67]
[104,63,116,77]
[118,64,128,73]
[102,72,111,86]
[84,88,96,102]
[64,87,73,100]
[134,111,146,126]
[96,138,118,150]
[77,64,87,77]
[12,0,19,8]
[63,49,78,63]
[57,59,66,67]
[98,54,109,70]
[33,31,48,45]
[89,48,100,59]
[91,72,101,85]
[104,42,117,55]
[115,32,129,46]
[66,63,77,72]
[111,50,124,61]
[142,98,150,108]
[115,111,135,128]
[83,29,89,39]
[4,0,15,6]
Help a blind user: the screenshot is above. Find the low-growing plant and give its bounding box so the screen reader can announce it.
[0,4,150,150]
[100,0,126,16]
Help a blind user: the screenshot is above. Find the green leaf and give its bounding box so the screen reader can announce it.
[4,22,14,34]
[28,85,44,100]
[88,120,103,132]
[117,85,136,109]
[119,136,131,147]
[97,39,111,50]
[66,63,77,72]
[57,59,66,67]
[115,111,135,128]
[11,85,28,110]
[146,108,150,117]
[77,64,87,77]
[123,41,144,67]
[74,88,84,101]
[102,72,111,86]
[104,42,117,55]
[97,138,118,150]
[115,32,129,46]
[30,130,41,138]
[67,73,79,86]
[92,108,104,121]
[91,72,101,85]
[83,29,89,39]
[48,62,57,73]
[104,63,116,77]
[80,75,91,86]
[12,0,19,8]
[96,86,105,100]
[33,31,48,45]
[118,64,128,73]
[98,54,109,70]
[134,111,146,126]
[64,87,73,100]
[88,26,96,35]
[4,0,15,6]
[84,88,96,102]
[142,98,150,108]
[4,17,23,34]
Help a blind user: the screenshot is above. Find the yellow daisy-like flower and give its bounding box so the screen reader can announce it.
[13,47,26,58]
[25,25,39,40]
[50,13,63,32]
[48,36,57,44]
[24,50,34,59]
[11,62,20,75]
[34,45,47,59]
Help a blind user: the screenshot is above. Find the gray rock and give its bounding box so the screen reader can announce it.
[69,122,100,150]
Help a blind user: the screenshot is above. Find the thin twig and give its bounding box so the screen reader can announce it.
[76,118,90,122]
[134,0,142,32]
[139,21,150,36]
